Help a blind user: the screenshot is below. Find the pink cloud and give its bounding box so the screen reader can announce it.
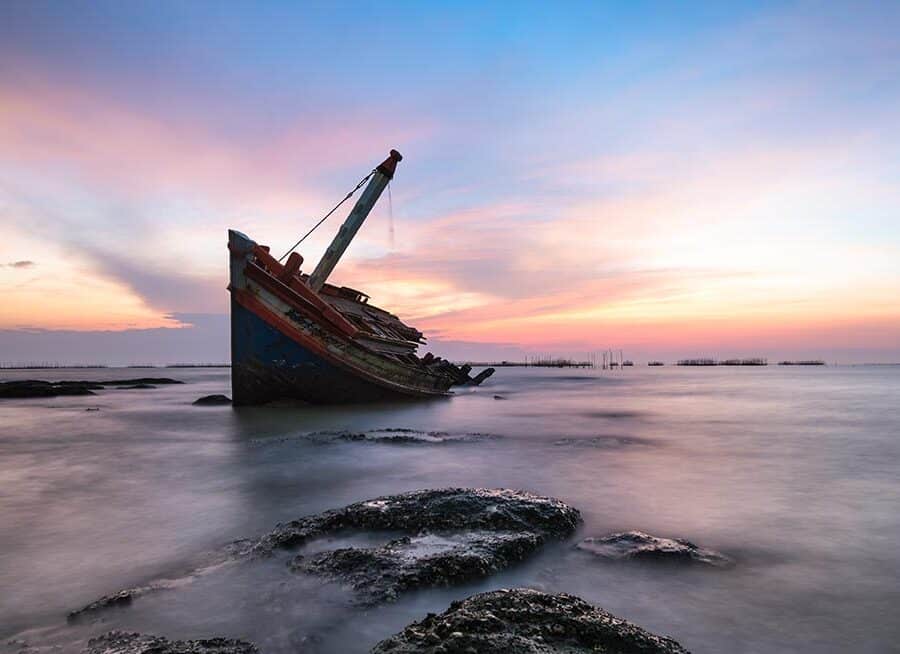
[3,55,898,360]
[0,71,435,214]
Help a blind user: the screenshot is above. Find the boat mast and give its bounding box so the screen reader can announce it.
[308,149,402,293]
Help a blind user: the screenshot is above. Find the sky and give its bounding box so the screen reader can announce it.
[1,0,898,364]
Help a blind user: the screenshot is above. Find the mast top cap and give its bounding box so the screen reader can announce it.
[377,149,403,179]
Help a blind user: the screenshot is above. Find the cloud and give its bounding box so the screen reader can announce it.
[75,242,227,314]
[1,3,899,360]
[0,313,229,366]
[0,73,435,217]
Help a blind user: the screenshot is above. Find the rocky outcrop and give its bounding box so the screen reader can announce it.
[371,588,690,653]
[67,590,134,622]
[303,429,496,445]
[68,489,580,617]
[0,380,101,398]
[193,394,232,406]
[99,378,183,385]
[257,488,580,554]
[66,543,249,623]
[0,378,182,399]
[577,531,732,567]
[83,632,256,654]
[292,530,543,603]
[258,488,581,603]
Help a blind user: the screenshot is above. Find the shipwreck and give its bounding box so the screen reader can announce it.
[228,149,494,405]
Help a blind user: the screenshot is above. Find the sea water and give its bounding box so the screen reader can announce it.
[1,366,898,653]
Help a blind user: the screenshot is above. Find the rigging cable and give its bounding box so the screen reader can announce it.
[387,180,395,250]
[278,169,376,262]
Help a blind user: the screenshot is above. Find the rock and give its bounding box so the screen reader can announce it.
[256,488,580,603]
[99,378,183,385]
[493,395,506,400]
[553,436,653,449]
[0,377,181,399]
[577,531,732,567]
[67,543,247,620]
[292,531,543,603]
[83,631,257,654]
[258,488,580,553]
[71,489,580,616]
[580,410,643,419]
[119,384,156,389]
[319,429,494,445]
[67,590,134,622]
[370,588,690,653]
[193,394,232,406]
[0,380,100,398]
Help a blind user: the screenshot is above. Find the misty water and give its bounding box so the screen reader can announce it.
[2,366,899,653]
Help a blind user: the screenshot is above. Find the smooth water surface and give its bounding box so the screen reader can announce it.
[1,366,899,653]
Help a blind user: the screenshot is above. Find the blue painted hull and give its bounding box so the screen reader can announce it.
[230,299,419,405]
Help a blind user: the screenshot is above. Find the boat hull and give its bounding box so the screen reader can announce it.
[231,299,431,405]
[228,229,455,405]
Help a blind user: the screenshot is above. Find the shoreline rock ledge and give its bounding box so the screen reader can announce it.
[258,488,581,603]
[371,588,690,654]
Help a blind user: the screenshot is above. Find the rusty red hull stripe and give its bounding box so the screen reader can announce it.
[243,262,359,340]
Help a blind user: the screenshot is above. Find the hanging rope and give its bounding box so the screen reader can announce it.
[278,169,376,262]
[387,180,395,250]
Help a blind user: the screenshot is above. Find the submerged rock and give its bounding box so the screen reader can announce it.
[99,378,183,385]
[580,410,643,419]
[70,489,580,616]
[553,436,653,449]
[259,488,580,554]
[67,590,135,622]
[83,632,256,654]
[371,588,690,653]
[577,531,732,567]
[0,380,101,398]
[67,545,248,622]
[193,394,232,406]
[289,429,497,446]
[292,530,543,602]
[259,488,580,603]
[0,377,181,399]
